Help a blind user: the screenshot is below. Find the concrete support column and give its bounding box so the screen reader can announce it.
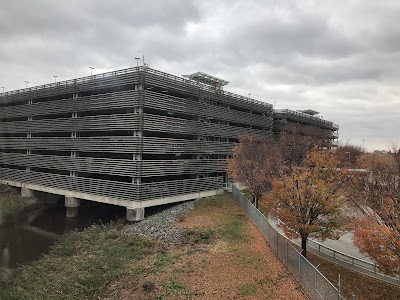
[65,197,80,218]
[21,187,34,198]
[126,207,144,222]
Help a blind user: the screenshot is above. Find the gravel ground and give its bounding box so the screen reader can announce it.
[124,200,197,245]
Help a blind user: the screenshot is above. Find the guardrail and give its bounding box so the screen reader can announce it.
[232,184,345,300]
[274,109,337,129]
[307,239,400,287]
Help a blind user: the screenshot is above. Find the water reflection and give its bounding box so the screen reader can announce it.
[0,200,125,278]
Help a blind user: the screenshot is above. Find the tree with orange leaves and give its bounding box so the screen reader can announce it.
[268,147,347,258]
[351,144,400,275]
[353,216,400,275]
[227,135,283,208]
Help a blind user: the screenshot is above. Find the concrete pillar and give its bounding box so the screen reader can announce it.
[21,187,34,198]
[126,207,144,222]
[65,197,80,218]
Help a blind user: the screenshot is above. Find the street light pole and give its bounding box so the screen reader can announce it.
[1,87,5,93]
[24,81,29,89]
[135,57,140,67]
[89,67,94,76]
[274,101,276,110]
[53,75,58,83]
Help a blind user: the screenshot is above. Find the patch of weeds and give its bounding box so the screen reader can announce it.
[0,223,155,300]
[219,213,247,241]
[239,283,257,295]
[157,278,202,299]
[275,272,287,282]
[0,184,40,225]
[151,251,182,274]
[177,213,186,222]
[185,228,215,244]
[193,194,230,210]
[142,281,155,292]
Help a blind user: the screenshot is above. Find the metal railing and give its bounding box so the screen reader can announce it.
[232,184,345,300]
[0,66,272,111]
[274,109,339,130]
[307,239,400,286]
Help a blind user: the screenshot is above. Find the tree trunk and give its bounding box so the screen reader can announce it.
[253,196,259,209]
[301,236,307,258]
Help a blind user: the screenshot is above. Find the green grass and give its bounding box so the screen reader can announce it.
[156,278,202,299]
[151,251,183,274]
[191,194,247,242]
[219,213,247,241]
[0,223,155,300]
[308,253,400,300]
[239,283,257,295]
[0,184,39,225]
[185,228,215,245]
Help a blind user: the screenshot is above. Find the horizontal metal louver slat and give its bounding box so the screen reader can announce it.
[0,137,236,154]
[0,112,271,139]
[0,167,224,201]
[0,72,141,104]
[0,90,140,119]
[0,152,227,177]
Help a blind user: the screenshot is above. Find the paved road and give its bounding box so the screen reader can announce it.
[268,212,375,263]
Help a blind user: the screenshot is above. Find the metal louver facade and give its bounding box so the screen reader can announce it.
[0,67,273,209]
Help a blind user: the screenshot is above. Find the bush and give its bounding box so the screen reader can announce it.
[0,185,38,225]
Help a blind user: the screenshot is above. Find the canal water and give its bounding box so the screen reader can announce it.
[0,194,126,279]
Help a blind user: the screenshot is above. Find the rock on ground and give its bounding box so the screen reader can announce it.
[123,200,197,246]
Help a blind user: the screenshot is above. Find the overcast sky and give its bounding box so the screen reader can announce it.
[1,0,399,150]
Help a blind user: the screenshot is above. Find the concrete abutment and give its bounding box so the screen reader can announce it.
[126,207,145,222]
[21,187,34,198]
[65,197,80,218]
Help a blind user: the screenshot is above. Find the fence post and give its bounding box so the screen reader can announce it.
[286,241,288,266]
[314,268,318,300]
[338,274,341,300]
[299,253,301,280]
[276,231,279,254]
[268,221,271,242]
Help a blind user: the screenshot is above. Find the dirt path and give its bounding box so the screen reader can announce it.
[101,194,305,300]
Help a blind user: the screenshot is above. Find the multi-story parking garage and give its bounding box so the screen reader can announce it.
[273,109,339,147]
[0,67,274,220]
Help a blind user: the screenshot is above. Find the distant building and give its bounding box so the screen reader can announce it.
[0,66,338,220]
[373,150,388,155]
[273,109,339,148]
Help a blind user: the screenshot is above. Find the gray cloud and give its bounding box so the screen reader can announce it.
[0,0,399,150]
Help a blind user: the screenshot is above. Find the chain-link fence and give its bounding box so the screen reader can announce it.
[232,184,345,300]
[306,239,400,286]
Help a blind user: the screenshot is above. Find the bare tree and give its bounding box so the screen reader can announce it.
[276,130,321,169]
[227,135,283,207]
